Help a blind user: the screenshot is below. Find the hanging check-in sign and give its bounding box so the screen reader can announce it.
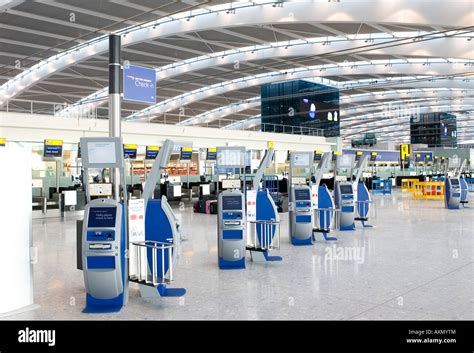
[123,63,156,104]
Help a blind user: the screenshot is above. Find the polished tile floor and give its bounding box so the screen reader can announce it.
[5,191,473,320]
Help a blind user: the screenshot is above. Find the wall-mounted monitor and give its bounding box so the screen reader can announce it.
[146,145,160,160]
[180,147,193,161]
[43,139,63,159]
[123,144,138,159]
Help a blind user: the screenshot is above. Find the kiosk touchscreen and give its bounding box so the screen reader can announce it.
[218,190,246,269]
[290,185,313,245]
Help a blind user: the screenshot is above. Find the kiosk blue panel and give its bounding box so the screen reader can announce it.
[145,200,174,278]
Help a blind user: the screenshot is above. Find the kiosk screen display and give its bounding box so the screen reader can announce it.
[222,196,242,210]
[123,144,138,159]
[340,185,353,194]
[450,179,459,186]
[88,207,117,228]
[294,189,310,201]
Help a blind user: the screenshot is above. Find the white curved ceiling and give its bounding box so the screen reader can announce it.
[0,0,473,143]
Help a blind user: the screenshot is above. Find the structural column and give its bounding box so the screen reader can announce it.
[108,34,122,200]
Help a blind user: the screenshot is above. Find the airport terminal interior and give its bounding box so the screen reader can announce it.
[0,0,473,322]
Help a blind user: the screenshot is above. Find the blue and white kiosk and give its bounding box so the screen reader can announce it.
[216,147,247,269]
[334,153,356,231]
[131,139,186,297]
[80,136,128,312]
[458,159,469,207]
[311,152,337,241]
[246,148,282,262]
[444,157,463,210]
[288,151,314,245]
[352,155,373,228]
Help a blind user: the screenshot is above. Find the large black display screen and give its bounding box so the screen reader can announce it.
[222,196,242,210]
[261,80,340,137]
[88,207,117,228]
[294,188,310,201]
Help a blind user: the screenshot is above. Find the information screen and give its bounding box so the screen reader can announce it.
[217,147,245,168]
[314,151,322,162]
[340,185,353,194]
[43,139,63,158]
[180,147,193,160]
[146,146,160,160]
[87,141,117,164]
[370,152,377,162]
[294,188,310,201]
[123,144,138,159]
[291,152,311,168]
[222,195,242,210]
[88,207,117,228]
[206,148,217,161]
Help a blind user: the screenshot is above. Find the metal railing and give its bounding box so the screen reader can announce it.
[2,98,325,136]
[313,207,340,231]
[355,200,377,220]
[130,240,175,285]
[247,220,281,251]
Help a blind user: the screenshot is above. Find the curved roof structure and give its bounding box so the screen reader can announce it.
[0,0,473,144]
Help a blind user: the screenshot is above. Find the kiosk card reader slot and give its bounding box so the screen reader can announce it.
[218,190,246,269]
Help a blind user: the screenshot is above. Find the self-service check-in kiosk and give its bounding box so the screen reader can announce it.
[218,184,246,269]
[288,151,314,245]
[335,183,356,231]
[445,178,461,209]
[216,146,247,269]
[80,137,128,312]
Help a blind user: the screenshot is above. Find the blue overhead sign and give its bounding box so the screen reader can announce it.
[123,64,156,104]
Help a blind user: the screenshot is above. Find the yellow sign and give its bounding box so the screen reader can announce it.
[208,147,217,152]
[357,151,363,155]
[371,152,377,156]
[182,147,193,152]
[0,138,6,146]
[44,139,63,146]
[416,154,421,157]
[315,150,323,154]
[147,145,160,151]
[267,141,274,149]
[124,144,138,150]
[400,144,410,161]
[333,151,342,155]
